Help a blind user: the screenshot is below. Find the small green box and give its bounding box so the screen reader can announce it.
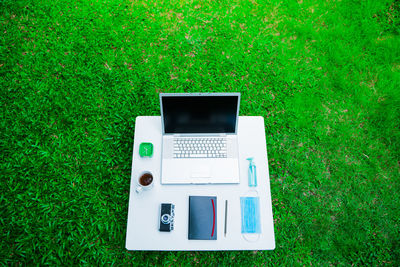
[139,142,153,157]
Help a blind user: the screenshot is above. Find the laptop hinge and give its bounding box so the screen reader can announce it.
[172,133,227,137]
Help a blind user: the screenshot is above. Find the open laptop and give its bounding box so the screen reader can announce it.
[160,93,241,184]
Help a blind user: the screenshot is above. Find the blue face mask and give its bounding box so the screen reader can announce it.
[240,197,261,234]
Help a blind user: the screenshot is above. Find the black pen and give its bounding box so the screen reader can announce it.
[224,200,228,237]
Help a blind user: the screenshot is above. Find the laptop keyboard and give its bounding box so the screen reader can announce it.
[174,137,227,158]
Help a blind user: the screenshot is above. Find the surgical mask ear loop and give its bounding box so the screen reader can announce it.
[242,232,261,242]
[246,189,258,197]
[240,190,261,242]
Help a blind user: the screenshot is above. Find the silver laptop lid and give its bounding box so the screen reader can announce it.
[160,93,241,135]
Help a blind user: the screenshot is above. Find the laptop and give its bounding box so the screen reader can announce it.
[160,93,241,184]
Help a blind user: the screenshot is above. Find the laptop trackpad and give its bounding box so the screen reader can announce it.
[191,165,211,178]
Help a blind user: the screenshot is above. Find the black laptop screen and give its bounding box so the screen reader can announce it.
[161,95,239,134]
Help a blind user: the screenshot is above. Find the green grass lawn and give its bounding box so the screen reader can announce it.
[1,0,400,265]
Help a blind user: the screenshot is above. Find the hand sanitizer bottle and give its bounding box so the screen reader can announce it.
[247,158,257,187]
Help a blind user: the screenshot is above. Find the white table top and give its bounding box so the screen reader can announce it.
[125,116,275,250]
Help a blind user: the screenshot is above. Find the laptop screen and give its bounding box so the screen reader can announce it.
[161,94,240,134]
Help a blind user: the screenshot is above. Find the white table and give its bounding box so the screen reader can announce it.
[125,116,275,250]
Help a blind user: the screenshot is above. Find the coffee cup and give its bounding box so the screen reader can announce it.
[135,171,154,193]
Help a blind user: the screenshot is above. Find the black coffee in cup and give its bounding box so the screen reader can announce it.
[139,172,153,186]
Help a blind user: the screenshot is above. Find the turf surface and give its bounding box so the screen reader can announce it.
[1,0,400,265]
